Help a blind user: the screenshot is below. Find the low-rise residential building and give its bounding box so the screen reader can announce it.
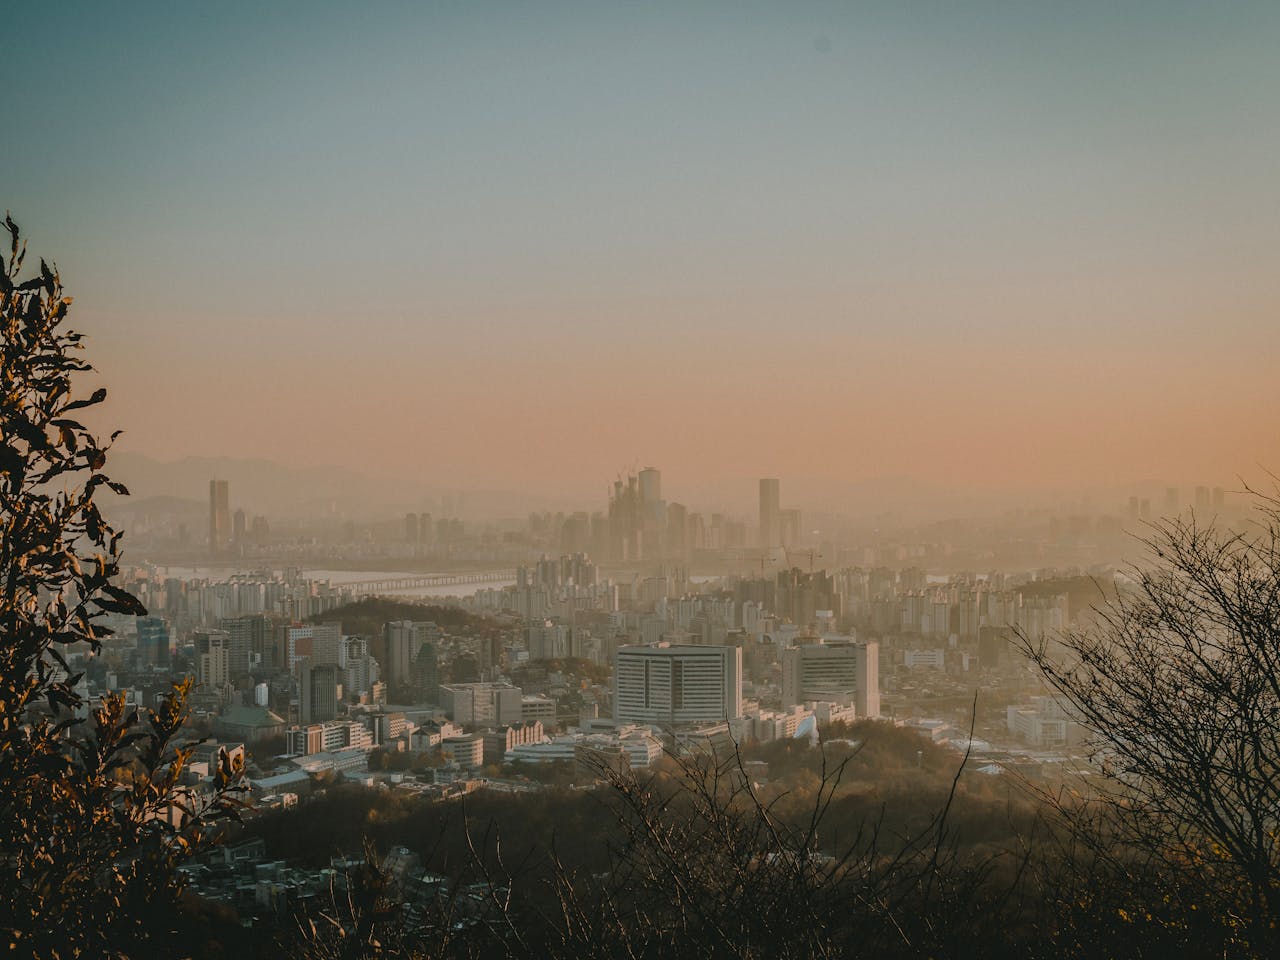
[742,704,813,742]
[809,701,858,726]
[286,720,374,756]
[439,683,523,727]
[1007,696,1080,748]
[520,695,556,724]
[441,733,485,768]
[291,748,370,776]
[481,721,547,765]
[506,725,663,769]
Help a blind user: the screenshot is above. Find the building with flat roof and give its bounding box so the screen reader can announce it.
[506,725,663,769]
[781,639,879,719]
[440,733,485,768]
[759,478,780,549]
[438,682,523,727]
[614,644,742,726]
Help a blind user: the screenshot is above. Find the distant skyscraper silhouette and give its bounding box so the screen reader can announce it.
[639,467,665,557]
[759,478,781,549]
[638,467,662,505]
[209,479,230,555]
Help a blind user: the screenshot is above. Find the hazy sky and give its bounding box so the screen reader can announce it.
[8,1,1279,502]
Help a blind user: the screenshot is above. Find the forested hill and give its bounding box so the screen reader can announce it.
[306,597,496,640]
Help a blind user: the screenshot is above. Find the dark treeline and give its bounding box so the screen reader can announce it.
[196,719,1262,960]
[306,598,498,663]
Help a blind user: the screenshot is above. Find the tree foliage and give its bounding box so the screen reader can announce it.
[0,216,246,957]
[1020,495,1280,955]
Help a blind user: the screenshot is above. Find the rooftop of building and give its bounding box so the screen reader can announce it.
[217,704,286,727]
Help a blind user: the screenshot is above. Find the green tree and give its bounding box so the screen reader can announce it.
[0,216,246,958]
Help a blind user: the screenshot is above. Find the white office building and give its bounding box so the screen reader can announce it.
[614,643,742,726]
[438,682,523,727]
[781,640,879,719]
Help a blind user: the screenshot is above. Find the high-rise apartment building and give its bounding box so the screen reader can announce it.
[222,614,271,675]
[310,622,342,666]
[413,641,439,704]
[759,479,781,549]
[383,620,418,691]
[639,467,665,557]
[209,479,230,555]
[197,632,230,690]
[781,640,879,719]
[341,636,381,699]
[636,466,659,503]
[299,661,341,723]
[614,644,742,726]
[136,616,170,666]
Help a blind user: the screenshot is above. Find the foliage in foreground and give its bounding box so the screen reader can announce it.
[1021,495,1280,956]
[0,217,246,958]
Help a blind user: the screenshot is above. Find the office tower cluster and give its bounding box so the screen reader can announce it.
[758,478,803,550]
[207,479,268,556]
[606,467,665,561]
[209,480,230,555]
[383,620,443,697]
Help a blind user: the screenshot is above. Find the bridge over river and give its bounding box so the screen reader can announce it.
[340,570,515,594]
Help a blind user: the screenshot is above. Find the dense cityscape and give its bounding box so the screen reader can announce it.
[7,3,1280,958]
[40,466,1228,931]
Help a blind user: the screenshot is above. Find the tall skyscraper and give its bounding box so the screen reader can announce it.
[136,616,171,666]
[413,641,439,704]
[759,478,781,549]
[209,479,230,555]
[638,467,662,505]
[197,631,230,690]
[222,614,270,675]
[299,661,340,723]
[383,621,418,691]
[608,473,642,561]
[340,636,379,698]
[639,467,666,558]
[614,644,742,725]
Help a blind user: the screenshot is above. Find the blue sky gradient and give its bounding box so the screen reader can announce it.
[6,2,1279,495]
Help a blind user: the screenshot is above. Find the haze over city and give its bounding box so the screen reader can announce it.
[6,4,1280,958]
[9,1,1279,506]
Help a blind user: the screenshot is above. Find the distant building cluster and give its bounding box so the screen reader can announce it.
[58,466,1236,880]
[44,463,1233,942]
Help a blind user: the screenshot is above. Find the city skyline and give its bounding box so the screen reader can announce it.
[8,4,1280,955]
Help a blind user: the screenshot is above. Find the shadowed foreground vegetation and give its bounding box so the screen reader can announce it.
[189,716,1271,960]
